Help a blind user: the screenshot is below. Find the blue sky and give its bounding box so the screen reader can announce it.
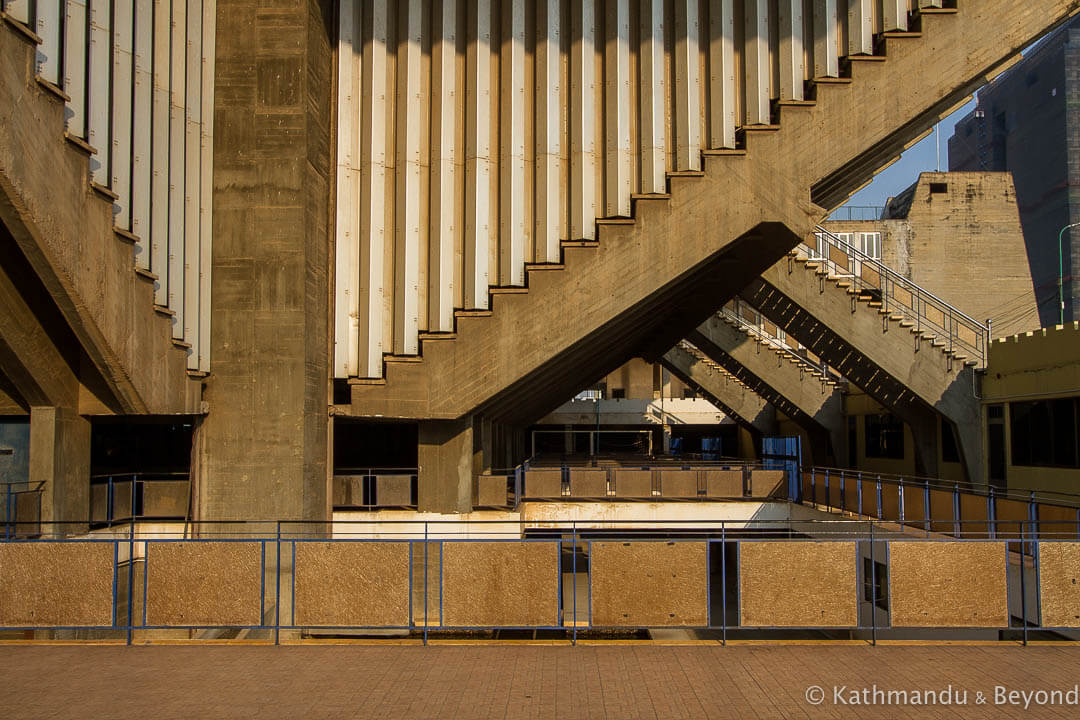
[836,97,978,211]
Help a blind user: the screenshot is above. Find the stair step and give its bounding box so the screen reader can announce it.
[918,7,959,14]
[666,170,705,178]
[630,192,672,200]
[134,267,157,282]
[740,124,781,132]
[701,148,747,156]
[185,369,209,379]
[899,321,914,328]
[348,377,387,386]
[90,182,119,201]
[812,76,853,85]
[418,332,456,341]
[776,99,816,107]
[171,338,192,350]
[3,14,41,44]
[596,217,635,226]
[114,227,139,244]
[525,262,564,271]
[848,55,887,63]
[35,75,69,102]
[64,132,96,156]
[867,301,883,308]
[490,286,528,295]
[455,309,493,318]
[882,31,923,39]
[834,282,851,289]
[386,355,423,364]
[152,304,175,317]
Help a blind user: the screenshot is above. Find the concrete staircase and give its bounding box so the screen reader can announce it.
[349,1,1078,433]
[743,235,984,481]
[689,309,844,464]
[660,342,776,437]
[0,18,201,415]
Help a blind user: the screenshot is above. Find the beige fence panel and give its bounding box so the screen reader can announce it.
[294,541,410,627]
[1038,542,1080,627]
[591,541,707,627]
[889,541,1008,627]
[739,542,857,627]
[145,541,262,627]
[0,542,114,627]
[442,541,559,627]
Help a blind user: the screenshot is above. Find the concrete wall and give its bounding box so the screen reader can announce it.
[0,420,29,485]
[823,172,1039,337]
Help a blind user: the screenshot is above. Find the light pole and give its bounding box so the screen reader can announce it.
[1059,222,1080,324]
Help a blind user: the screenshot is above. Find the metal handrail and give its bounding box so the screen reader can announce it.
[718,300,837,382]
[808,225,989,367]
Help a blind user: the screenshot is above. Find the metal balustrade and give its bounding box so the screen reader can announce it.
[801,225,990,367]
[718,299,839,384]
[0,517,1072,646]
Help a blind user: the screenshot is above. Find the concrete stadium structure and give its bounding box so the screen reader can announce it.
[1,0,1079,534]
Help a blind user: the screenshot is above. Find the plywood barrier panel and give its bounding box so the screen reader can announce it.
[889,541,1008,627]
[1038,542,1080,627]
[841,477,858,514]
[14,492,39,525]
[749,470,785,498]
[294,541,410,627]
[801,472,813,503]
[476,475,509,506]
[928,489,955,535]
[90,484,108,523]
[411,541,441,626]
[881,483,900,522]
[704,470,742,498]
[994,498,1029,539]
[1037,504,1078,540]
[375,475,412,506]
[590,541,707,627]
[739,542,858,628]
[332,475,349,506]
[525,470,562,498]
[827,475,843,509]
[959,493,990,536]
[442,542,559,627]
[569,470,608,497]
[859,480,878,518]
[113,481,133,519]
[661,470,699,498]
[615,470,653,498]
[142,481,190,517]
[902,485,926,529]
[0,542,114,627]
[145,542,263,627]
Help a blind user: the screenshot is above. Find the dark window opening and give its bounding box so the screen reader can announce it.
[334,420,418,472]
[865,414,904,459]
[333,378,351,405]
[1026,71,1039,86]
[1010,398,1080,468]
[611,388,627,399]
[941,417,961,464]
[929,182,948,194]
[863,557,889,611]
[682,388,697,399]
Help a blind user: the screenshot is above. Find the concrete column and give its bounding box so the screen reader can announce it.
[909,416,941,480]
[418,417,474,514]
[197,0,331,523]
[29,407,90,532]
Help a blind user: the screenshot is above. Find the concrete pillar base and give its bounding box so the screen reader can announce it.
[418,417,474,514]
[29,406,90,533]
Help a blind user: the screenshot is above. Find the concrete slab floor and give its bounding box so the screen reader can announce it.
[2,644,1080,718]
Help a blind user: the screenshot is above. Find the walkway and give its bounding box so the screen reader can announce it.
[3,643,1080,718]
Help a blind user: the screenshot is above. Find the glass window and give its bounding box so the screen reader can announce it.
[865,414,905,459]
[858,232,881,259]
[1010,398,1080,468]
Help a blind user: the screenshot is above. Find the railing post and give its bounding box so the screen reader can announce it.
[869,523,876,647]
[126,521,135,646]
[423,521,429,646]
[1020,521,1029,647]
[1029,492,1039,542]
[953,483,961,538]
[898,478,905,525]
[721,522,727,646]
[824,470,830,510]
[572,521,578,646]
[275,520,281,645]
[923,482,931,535]
[876,476,883,520]
[988,487,996,540]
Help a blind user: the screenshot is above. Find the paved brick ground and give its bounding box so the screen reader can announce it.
[2,643,1080,718]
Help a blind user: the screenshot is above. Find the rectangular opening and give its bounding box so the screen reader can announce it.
[865,414,905,459]
[929,182,948,194]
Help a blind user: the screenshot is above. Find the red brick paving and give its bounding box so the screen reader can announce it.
[2,643,1080,718]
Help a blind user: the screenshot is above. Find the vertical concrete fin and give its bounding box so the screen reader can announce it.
[535,0,564,261]
[429,0,458,332]
[743,0,770,126]
[465,0,493,308]
[132,0,154,267]
[197,0,215,374]
[707,0,736,149]
[570,0,598,239]
[883,1,910,32]
[112,1,135,231]
[847,0,873,56]
[604,0,632,216]
[5,0,31,24]
[34,0,62,85]
[88,0,112,185]
[167,0,188,339]
[812,0,839,78]
[64,0,89,138]
[778,0,805,101]
[393,0,424,356]
[182,0,203,366]
[335,0,362,375]
[359,0,389,376]
[639,0,667,189]
[674,0,702,170]
[150,0,171,305]
[499,0,528,285]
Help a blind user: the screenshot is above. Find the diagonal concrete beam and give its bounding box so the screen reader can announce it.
[661,343,776,437]
[689,314,844,463]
